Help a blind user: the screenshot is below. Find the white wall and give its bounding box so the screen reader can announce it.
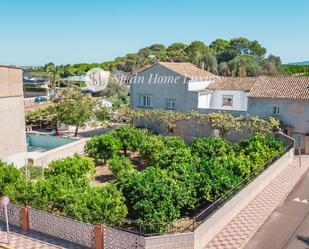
[197,92,211,109]
[0,67,26,158]
[205,90,248,111]
[188,80,211,91]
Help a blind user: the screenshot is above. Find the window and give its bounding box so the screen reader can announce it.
[166,99,176,110]
[222,95,233,107]
[139,95,152,107]
[272,106,280,115]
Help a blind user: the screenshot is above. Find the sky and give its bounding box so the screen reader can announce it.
[0,0,308,66]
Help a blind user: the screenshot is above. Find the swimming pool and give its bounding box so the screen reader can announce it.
[26,133,77,152]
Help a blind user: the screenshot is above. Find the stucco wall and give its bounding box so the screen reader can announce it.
[194,145,294,249]
[130,64,197,112]
[0,66,26,158]
[248,97,309,152]
[28,138,87,167]
[141,232,194,249]
[208,90,248,111]
[248,98,309,133]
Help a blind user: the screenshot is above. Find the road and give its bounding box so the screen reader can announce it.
[245,157,309,249]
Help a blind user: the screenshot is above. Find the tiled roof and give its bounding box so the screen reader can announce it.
[249,75,309,100]
[207,77,257,91]
[131,65,152,75]
[158,62,216,79]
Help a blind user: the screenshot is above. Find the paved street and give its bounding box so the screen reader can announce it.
[206,156,309,249]
[245,156,309,249]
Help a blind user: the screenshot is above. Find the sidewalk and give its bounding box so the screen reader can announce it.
[205,156,309,249]
[0,225,87,249]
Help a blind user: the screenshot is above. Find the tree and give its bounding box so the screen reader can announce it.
[149,44,166,52]
[210,39,235,64]
[228,55,262,77]
[262,55,282,75]
[85,133,121,162]
[45,63,63,88]
[45,154,96,181]
[185,41,209,66]
[167,43,187,51]
[203,52,218,73]
[218,62,231,76]
[139,135,165,165]
[191,136,234,160]
[158,136,195,168]
[229,37,266,59]
[108,156,135,178]
[56,88,96,136]
[112,126,148,155]
[210,39,230,54]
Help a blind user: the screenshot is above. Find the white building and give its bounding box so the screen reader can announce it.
[0,65,27,159]
[130,62,256,113]
[198,77,257,111]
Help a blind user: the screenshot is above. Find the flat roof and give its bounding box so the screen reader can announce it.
[0,65,23,70]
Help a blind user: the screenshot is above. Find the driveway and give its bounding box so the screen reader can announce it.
[245,156,309,249]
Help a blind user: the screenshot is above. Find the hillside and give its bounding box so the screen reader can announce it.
[288,61,309,66]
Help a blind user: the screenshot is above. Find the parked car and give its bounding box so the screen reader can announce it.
[34,96,48,103]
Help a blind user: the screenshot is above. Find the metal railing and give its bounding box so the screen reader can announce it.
[12,136,294,237]
[113,140,294,236]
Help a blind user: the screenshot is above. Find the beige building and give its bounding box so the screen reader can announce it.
[0,65,26,158]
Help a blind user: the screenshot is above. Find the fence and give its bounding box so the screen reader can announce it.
[0,204,96,248]
[28,207,95,248]
[0,134,295,249]
[110,133,294,237]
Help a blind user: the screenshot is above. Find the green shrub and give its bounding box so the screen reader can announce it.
[139,135,165,165]
[112,125,148,154]
[62,183,128,225]
[26,106,56,125]
[0,161,30,202]
[45,154,96,181]
[108,156,135,178]
[121,167,183,232]
[85,133,121,162]
[0,157,127,226]
[19,165,44,180]
[198,158,241,200]
[191,136,234,160]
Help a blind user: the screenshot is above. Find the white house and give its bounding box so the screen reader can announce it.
[130,62,256,112]
[199,77,257,111]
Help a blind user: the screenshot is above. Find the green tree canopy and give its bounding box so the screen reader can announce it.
[56,88,96,136]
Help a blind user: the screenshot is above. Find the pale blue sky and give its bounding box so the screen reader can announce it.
[0,0,308,65]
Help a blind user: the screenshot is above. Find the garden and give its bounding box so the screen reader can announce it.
[0,122,286,234]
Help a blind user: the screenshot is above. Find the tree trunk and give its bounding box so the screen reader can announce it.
[74,126,79,137]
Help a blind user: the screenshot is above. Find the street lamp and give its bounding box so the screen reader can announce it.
[0,196,10,244]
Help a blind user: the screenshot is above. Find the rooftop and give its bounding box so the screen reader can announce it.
[132,62,216,80]
[207,77,257,92]
[158,62,216,79]
[249,75,309,100]
[0,64,22,70]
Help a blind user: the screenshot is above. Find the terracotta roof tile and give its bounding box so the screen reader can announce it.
[249,76,309,100]
[158,62,216,79]
[131,65,152,75]
[207,77,257,91]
